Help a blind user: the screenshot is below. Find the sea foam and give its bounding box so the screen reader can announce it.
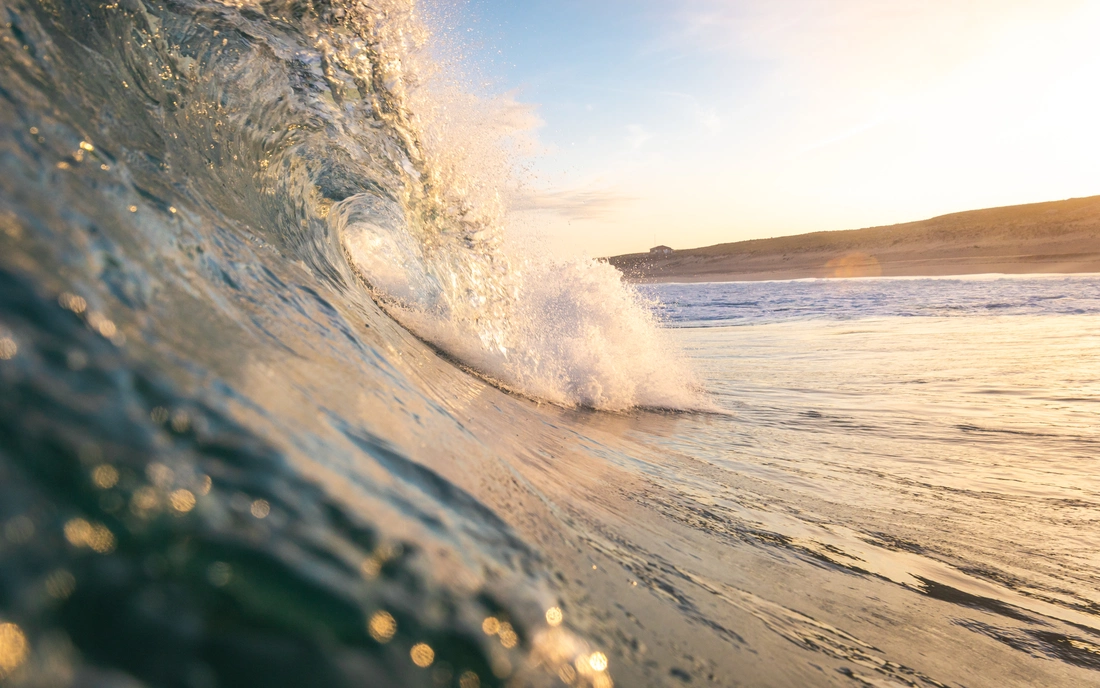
[336,193,701,411]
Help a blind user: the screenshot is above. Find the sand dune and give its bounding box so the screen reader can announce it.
[608,195,1100,282]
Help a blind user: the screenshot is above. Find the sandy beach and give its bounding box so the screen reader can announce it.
[608,195,1100,282]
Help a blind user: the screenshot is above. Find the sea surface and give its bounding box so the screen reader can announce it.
[2,1,1100,687]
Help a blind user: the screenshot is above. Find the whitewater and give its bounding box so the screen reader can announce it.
[2,1,1100,687]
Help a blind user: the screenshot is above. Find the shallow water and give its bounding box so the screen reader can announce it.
[2,0,1099,686]
[534,279,1100,686]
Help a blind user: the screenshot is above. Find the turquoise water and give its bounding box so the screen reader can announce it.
[1,0,1099,686]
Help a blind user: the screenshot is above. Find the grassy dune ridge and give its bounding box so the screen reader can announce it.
[607,195,1100,282]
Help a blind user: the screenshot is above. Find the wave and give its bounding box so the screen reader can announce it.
[335,194,699,410]
[0,0,698,685]
[44,0,696,412]
[299,3,699,411]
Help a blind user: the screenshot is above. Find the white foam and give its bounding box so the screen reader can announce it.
[335,194,702,411]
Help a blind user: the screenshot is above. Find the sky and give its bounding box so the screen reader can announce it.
[444,0,1100,257]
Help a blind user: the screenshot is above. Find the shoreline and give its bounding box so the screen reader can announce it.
[625,253,1100,283]
[639,269,1100,286]
[608,195,1100,284]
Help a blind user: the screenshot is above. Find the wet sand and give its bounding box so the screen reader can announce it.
[608,195,1100,283]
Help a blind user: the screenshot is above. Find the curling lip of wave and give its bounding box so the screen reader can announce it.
[333,192,704,412]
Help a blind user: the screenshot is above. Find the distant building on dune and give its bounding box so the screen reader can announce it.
[649,245,673,255]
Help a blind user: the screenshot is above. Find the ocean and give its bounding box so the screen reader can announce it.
[1,1,1099,687]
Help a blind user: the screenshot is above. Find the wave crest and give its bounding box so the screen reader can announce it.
[335,193,701,411]
[309,1,701,410]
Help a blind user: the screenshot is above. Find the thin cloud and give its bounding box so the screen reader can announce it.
[626,124,653,150]
[698,107,722,133]
[655,0,1088,78]
[511,187,637,221]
